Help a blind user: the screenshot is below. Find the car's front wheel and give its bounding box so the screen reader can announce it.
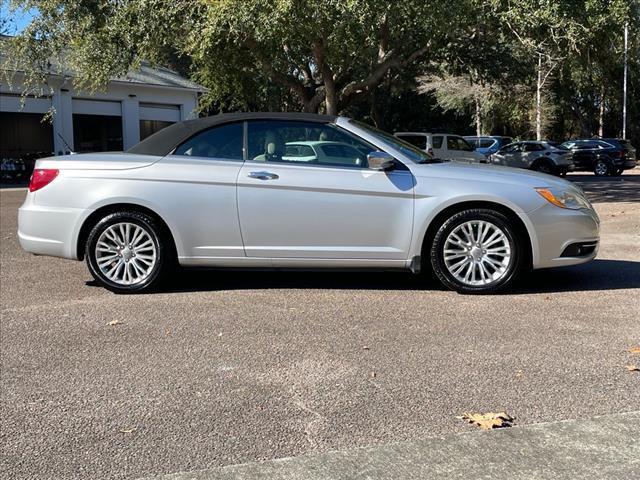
[85,211,170,293]
[429,209,524,294]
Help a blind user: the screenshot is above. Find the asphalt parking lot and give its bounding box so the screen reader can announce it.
[1,172,639,479]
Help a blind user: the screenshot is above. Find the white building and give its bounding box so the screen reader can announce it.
[1,46,204,163]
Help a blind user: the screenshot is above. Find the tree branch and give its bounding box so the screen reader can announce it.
[340,41,431,105]
[245,37,310,105]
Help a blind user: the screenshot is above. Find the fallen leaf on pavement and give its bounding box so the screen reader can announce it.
[120,428,136,434]
[629,346,640,354]
[625,365,640,372]
[362,346,370,350]
[107,320,123,326]
[458,412,514,430]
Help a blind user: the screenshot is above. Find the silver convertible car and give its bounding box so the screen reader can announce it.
[19,113,599,294]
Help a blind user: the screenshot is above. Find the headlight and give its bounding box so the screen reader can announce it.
[535,187,591,210]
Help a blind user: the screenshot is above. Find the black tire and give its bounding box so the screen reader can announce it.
[85,211,171,293]
[429,209,525,294]
[593,159,610,176]
[531,159,556,175]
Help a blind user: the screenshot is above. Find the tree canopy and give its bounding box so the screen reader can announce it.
[3,0,640,144]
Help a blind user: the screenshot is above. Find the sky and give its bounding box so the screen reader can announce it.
[1,1,37,35]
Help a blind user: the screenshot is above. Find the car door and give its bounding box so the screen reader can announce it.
[431,135,445,159]
[493,143,521,166]
[236,120,415,262]
[446,135,476,162]
[521,143,540,167]
[155,122,245,259]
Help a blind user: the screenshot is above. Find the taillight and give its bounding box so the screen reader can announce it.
[618,151,625,159]
[29,169,59,192]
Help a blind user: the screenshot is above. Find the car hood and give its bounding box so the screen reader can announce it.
[412,161,577,190]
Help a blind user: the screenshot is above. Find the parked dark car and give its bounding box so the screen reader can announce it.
[464,136,513,156]
[560,139,637,176]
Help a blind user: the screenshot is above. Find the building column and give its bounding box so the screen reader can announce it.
[52,88,74,155]
[122,96,140,150]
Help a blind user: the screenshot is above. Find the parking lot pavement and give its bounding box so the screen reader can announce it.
[149,412,640,480]
[1,171,639,479]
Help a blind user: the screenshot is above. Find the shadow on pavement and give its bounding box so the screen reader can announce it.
[109,259,640,295]
[567,173,640,203]
[511,259,640,294]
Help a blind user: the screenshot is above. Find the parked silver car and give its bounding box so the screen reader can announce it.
[19,113,599,294]
[490,141,575,176]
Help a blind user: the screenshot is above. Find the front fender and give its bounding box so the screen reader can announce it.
[409,193,541,268]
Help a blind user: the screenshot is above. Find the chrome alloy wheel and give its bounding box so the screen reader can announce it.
[95,222,157,286]
[594,160,608,176]
[443,220,511,287]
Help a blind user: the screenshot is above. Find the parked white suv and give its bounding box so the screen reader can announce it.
[394,132,487,163]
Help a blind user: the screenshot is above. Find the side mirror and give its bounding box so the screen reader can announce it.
[367,151,396,171]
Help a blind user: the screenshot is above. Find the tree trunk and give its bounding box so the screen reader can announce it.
[475,96,482,136]
[312,38,338,115]
[324,78,338,115]
[598,85,605,137]
[535,53,543,141]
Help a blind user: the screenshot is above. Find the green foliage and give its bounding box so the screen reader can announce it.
[2,0,640,144]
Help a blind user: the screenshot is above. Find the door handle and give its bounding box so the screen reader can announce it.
[248,171,279,180]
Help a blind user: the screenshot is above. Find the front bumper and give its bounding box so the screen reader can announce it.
[527,203,599,269]
[18,194,88,260]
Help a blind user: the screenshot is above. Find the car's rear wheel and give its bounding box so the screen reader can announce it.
[593,159,610,176]
[430,209,524,294]
[86,211,170,293]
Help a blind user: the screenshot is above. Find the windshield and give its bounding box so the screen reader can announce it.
[349,120,437,163]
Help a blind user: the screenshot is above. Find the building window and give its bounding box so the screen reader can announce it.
[140,120,174,141]
[0,112,54,179]
[72,114,123,153]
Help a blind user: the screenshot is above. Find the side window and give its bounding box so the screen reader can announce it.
[524,143,539,152]
[173,122,243,160]
[500,143,519,154]
[479,139,495,148]
[247,120,375,168]
[447,136,472,151]
[432,135,444,149]
[397,134,427,150]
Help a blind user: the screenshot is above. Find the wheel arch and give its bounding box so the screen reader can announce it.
[76,203,178,261]
[419,200,534,271]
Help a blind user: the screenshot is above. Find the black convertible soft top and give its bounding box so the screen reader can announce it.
[127,112,337,156]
